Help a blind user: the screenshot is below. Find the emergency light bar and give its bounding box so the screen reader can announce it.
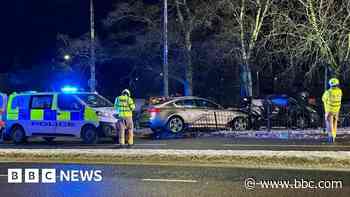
[61,86,78,93]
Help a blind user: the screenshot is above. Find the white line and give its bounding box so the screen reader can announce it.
[222,144,350,148]
[134,144,167,146]
[0,174,7,177]
[142,178,198,183]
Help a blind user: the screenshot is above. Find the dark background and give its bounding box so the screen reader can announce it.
[0,0,342,106]
[0,0,113,70]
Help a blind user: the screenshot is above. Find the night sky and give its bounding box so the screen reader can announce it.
[0,0,114,73]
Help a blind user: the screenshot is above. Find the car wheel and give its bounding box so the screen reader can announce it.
[166,116,185,133]
[296,116,308,129]
[43,137,55,143]
[12,126,26,144]
[81,126,98,144]
[231,117,249,131]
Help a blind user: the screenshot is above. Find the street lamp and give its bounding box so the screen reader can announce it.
[64,54,71,61]
[90,0,96,92]
[163,0,169,96]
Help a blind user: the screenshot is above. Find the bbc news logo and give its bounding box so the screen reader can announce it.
[8,168,103,183]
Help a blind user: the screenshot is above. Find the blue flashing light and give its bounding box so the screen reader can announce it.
[271,98,289,107]
[61,86,78,93]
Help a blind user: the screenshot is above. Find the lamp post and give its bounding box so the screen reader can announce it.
[163,0,169,96]
[89,0,96,92]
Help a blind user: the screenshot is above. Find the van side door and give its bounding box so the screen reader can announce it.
[30,94,56,135]
[56,94,85,136]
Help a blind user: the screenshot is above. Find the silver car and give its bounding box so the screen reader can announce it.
[139,96,249,134]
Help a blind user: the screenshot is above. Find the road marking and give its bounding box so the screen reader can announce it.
[134,144,167,146]
[222,144,350,148]
[142,178,198,183]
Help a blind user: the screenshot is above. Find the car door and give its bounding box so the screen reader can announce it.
[173,99,199,124]
[30,94,56,135]
[56,94,85,136]
[194,99,224,128]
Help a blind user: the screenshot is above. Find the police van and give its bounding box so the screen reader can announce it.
[1,91,118,144]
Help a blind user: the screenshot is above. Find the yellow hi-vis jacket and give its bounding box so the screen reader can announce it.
[114,95,135,118]
[322,87,342,113]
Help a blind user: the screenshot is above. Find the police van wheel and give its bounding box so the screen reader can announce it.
[12,126,26,144]
[43,137,55,143]
[82,126,98,144]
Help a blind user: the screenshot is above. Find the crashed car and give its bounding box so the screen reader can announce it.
[139,96,249,135]
[242,95,320,129]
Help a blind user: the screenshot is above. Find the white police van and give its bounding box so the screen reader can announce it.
[1,90,119,144]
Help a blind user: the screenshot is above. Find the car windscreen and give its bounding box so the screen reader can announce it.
[76,94,113,108]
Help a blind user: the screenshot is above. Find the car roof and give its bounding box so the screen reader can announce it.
[159,96,219,106]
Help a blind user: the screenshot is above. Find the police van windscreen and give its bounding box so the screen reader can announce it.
[76,94,113,108]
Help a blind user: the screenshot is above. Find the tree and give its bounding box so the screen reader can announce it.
[270,0,350,89]
[219,0,272,98]
[174,0,218,95]
[55,33,111,90]
[103,0,217,96]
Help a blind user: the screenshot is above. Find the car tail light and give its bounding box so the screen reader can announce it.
[148,108,161,113]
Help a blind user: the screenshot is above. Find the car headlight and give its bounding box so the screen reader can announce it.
[96,111,110,117]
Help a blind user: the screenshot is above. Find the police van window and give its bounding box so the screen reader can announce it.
[11,97,19,109]
[77,94,113,108]
[31,95,53,109]
[11,96,30,110]
[58,94,82,111]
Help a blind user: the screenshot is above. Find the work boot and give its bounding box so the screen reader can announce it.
[127,144,134,149]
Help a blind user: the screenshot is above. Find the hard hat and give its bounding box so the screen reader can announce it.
[299,91,309,99]
[328,78,340,87]
[122,89,131,96]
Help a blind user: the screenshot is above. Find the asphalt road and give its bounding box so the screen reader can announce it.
[0,163,348,197]
[1,136,350,151]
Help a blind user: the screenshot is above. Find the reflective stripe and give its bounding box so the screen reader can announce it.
[31,109,44,120]
[322,88,342,113]
[115,95,135,118]
[58,111,70,121]
[84,107,98,122]
[7,94,18,120]
[7,112,18,121]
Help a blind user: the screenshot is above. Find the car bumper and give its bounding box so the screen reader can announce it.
[139,119,165,130]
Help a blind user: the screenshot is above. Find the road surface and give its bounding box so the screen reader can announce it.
[1,136,350,151]
[0,163,348,197]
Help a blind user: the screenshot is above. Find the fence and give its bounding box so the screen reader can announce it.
[188,110,248,132]
[186,105,350,133]
[188,111,243,131]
